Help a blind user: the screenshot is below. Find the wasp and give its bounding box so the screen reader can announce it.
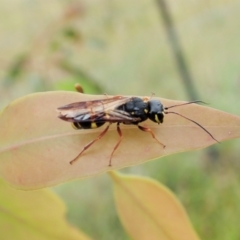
[57,96,218,166]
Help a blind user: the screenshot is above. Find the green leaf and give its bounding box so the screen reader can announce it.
[109,171,200,240]
[0,178,91,240]
[0,91,239,189]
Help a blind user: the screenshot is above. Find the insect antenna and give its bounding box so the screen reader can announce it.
[164,100,219,143]
[164,100,207,110]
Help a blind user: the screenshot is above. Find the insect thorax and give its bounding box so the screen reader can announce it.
[117,97,149,122]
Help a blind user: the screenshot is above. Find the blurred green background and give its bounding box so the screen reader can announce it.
[1,0,240,239]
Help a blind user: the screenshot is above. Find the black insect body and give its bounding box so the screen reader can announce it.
[57,96,217,166]
[117,97,149,123]
[116,98,164,124]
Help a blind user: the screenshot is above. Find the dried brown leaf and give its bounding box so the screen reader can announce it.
[0,91,239,189]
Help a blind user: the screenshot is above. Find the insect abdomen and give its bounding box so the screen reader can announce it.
[72,122,105,129]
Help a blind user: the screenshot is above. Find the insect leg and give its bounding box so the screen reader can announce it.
[70,123,111,165]
[137,125,166,148]
[109,122,123,167]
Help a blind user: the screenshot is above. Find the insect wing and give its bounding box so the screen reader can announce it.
[99,109,141,123]
[57,96,132,122]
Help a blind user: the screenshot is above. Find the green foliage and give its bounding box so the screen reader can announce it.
[0,179,90,240]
